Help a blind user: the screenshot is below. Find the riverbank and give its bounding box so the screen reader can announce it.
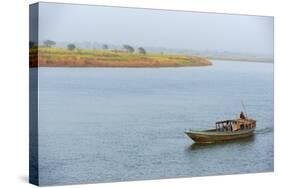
[30,47,212,67]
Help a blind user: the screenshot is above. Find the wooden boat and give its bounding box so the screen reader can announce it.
[185,117,256,143]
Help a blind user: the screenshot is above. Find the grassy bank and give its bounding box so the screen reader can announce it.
[30,47,212,67]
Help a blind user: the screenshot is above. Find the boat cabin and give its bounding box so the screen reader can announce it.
[215,119,256,132]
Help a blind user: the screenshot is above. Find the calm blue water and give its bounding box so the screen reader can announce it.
[38,60,273,186]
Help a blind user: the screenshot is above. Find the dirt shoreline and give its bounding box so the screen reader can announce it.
[30,47,212,68]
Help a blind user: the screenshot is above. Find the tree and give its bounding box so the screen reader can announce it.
[123,44,134,53]
[43,40,56,48]
[67,43,76,51]
[102,44,108,50]
[138,47,146,55]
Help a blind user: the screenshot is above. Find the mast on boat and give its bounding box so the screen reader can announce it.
[241,100,248,118]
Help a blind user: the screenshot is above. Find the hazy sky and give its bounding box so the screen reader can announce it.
[38,2,274,56]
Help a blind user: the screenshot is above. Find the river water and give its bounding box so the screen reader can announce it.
[37,60,273,186]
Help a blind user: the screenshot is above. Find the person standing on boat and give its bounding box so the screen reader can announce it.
[240,112,246,119]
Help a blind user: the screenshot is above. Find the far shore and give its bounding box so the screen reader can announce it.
[206,56,273,63]
[29,47,212,68]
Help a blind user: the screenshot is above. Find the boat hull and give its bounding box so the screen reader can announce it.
[185,128,255,143]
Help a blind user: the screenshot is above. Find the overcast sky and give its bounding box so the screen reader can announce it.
[38,2,273,56]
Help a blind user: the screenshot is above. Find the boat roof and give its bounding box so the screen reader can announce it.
[216,118,256,124]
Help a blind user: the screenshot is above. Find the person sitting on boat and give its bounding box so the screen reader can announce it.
[240,111,246,119]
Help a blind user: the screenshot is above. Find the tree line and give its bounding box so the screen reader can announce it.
[41,40,146,55]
